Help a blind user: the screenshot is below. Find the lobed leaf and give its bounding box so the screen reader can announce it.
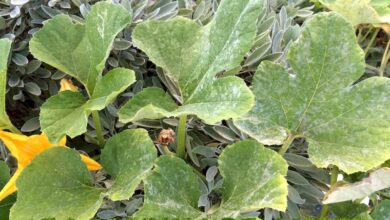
[214,140,288,217]
[119,0,262,124]
[101,129,157,201]
[135,140,289,218]
[134,156,203,219]
[234,12,390,174]
[10,148,104,220]
[29,2,132,93]
[40,68,135,143]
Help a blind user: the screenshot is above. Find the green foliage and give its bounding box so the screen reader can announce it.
[29,1,132,94]
[119,0,262,124]
[0,39,17,131]
[371,200,390,220]
[30,2,136,143]
[40,68,135,143]
[135,140,288,218]
[234,12,390,174]
[0,0,389,219]
[101,129,156,201]
[319,0,390,26]
[10,148,104,220]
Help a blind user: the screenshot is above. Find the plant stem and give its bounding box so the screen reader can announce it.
[176,114,187,158]
[359,26,373,43]
[278,134,295,155]
[91,111,105,147]
[84,132,99,145]
[8,125,22,134]
[319,166,339,219]
[364,28,380,56]
[161,144,175,156]
[379,39,390,77]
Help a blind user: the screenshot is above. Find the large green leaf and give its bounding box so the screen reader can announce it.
[40,91,89,143]
[323,168,390,204]
[40,68,135,143]
[319,0,387,26]
[30,2,132,94]
[134,140,288,218]
[119,0,262,124]
[234,12,390,174]
[0,39,16,130]
[371,200,390,220]
[134,156,203,219]
[10,148,103,220]
[0,161,15,220]
[213,140,288,217]
[101,129,157,201]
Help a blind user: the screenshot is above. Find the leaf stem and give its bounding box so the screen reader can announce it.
[176,114,187,158]
[161,144,175,156]
[364,28,380,56]
[319,166,339,219]
[91,111,105,147]
[278,134,295,155]
[379,39,390,77]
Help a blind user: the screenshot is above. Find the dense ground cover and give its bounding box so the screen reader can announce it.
[0,0,389,219]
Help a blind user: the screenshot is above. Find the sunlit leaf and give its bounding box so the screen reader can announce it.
[119,0,262,124]
[10,148,103,220]
[234,12,390,174]
[134,156,203,218]
[30,2,132,93]
[101,129,157,201]
[40,68,135,143]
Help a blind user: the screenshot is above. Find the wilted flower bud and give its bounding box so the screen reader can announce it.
[158,128,175,145]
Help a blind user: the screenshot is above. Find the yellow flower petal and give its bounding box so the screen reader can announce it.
[0,168,22,201]
[59,79,78,92]
[0,131,101,201]
[80,155,102,171]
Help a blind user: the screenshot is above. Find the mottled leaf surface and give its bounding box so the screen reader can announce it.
[101,129,157,201]
[135,140,288,218]
[118,88,178,123]
[40,91,89,143]
[371,200,390,220]
[234,12,390,174]
[10,148,103,220]
[88,68,135,110]
[120,0,262,124]
[0,39,16,130]
[134,156,203,219]
[319,0,384,25]
[323,168,390,204]
[40,68,135,143]
[30,2,132,93]
[214,140,288,217]
[0,161,15,220]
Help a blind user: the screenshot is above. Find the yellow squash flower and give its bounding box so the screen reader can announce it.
[59,79,78,92]
[0,131,101,201]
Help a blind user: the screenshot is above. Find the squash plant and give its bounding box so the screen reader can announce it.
[0,0,389,219]
[29,1,135,145]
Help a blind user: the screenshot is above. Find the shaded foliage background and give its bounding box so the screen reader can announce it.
[0,0,388,219]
